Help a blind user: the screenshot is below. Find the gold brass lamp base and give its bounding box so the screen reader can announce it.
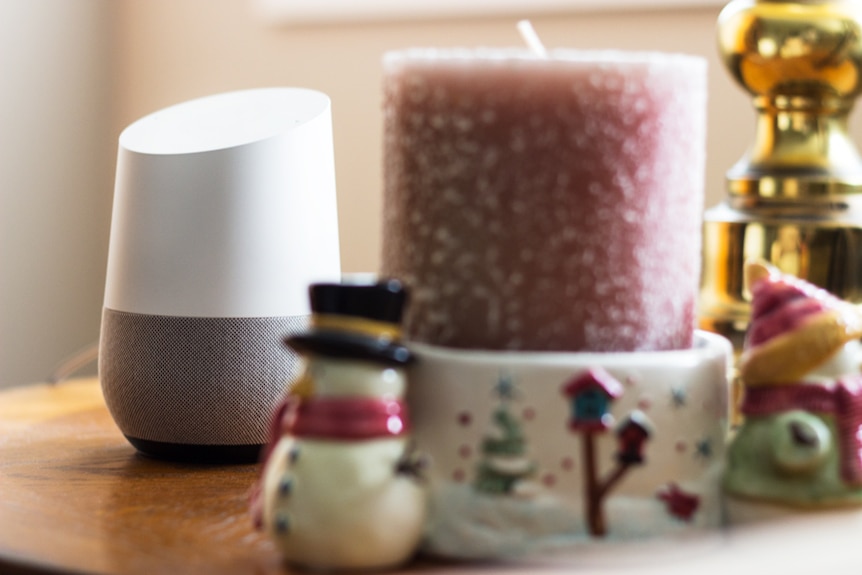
[700,0,862,349]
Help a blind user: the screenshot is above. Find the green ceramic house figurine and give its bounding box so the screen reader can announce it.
[724,260,862,508]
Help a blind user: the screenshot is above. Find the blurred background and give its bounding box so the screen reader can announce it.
[0,0,833,387]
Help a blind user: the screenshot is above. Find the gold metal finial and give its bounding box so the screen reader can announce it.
[718,0,862,198]
[700,0,862,349]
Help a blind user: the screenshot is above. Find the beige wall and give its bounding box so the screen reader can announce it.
[0,1,114,387]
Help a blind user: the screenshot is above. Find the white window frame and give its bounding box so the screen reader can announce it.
[257,0,724,25]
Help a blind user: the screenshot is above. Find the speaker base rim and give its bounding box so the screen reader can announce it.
[126,436,262,464]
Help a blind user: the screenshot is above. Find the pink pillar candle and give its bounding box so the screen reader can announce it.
[381,49,707,352]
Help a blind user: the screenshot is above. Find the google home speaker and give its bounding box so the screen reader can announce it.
[100,88,341,463]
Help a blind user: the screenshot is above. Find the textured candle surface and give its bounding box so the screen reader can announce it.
[381,49,707,352]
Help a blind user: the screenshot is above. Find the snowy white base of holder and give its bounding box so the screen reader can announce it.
[406,330,732,559]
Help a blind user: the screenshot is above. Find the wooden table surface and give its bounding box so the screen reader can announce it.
[2,379,862,575]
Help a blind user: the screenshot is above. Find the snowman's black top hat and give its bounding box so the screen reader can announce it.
[285,279,414,365]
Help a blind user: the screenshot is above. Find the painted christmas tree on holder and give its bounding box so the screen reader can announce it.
[474,374,537,495]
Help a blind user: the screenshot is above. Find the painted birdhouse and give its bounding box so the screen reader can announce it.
[615,410,653,464]
[562,367,624,432]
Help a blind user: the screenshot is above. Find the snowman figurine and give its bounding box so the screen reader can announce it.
[725,259,862,517]
[251,280,427,570]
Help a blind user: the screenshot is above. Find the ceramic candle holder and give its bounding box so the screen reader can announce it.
[406,330,732,559]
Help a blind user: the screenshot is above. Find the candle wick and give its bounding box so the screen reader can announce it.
[517,20,548,58]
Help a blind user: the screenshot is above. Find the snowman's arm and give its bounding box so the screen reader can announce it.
[250,395,301,529]
[260,395,301,465]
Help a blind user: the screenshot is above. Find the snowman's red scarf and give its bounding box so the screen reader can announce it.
[742,376,862,485]
[290,396,411,440]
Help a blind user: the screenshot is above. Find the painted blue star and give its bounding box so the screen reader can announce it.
[694,438,713,460]
[493,373,519,402]
[671,386,687,408]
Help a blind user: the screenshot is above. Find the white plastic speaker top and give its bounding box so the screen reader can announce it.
[105,88,341,318]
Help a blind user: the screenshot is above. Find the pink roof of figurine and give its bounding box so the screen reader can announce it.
[562,367,624,399]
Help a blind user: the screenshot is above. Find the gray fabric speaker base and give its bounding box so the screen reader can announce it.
[100,309,308,460]
[126,435,263,464]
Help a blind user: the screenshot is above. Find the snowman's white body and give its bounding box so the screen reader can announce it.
[261,358,426,570]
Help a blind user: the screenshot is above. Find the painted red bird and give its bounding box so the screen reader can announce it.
[656,483,700,522]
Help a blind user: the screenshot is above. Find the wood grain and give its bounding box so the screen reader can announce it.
[0,379,283,575]
[3,379,862,575]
